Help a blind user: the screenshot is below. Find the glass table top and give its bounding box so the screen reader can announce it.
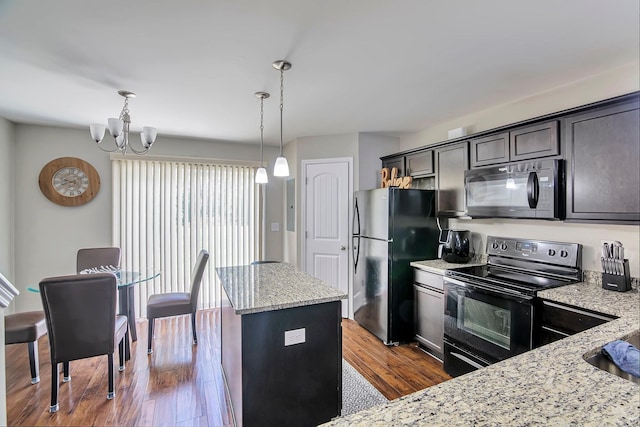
[27,270,160,293]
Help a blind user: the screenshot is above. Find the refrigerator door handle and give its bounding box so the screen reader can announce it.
[353,198,360,235]
[353,235,360,273]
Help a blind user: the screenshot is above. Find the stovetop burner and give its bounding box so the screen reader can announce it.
[445,236,583,296]
[445,264,578,296]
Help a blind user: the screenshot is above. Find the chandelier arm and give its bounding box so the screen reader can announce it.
[95,142,124,153]
[126,144,151,155]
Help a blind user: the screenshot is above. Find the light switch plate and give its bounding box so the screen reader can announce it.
[284,328,306,346]
[271,222,280,232]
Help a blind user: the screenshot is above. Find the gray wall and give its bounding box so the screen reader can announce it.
[0,116,14,426]
[10,124,283,313]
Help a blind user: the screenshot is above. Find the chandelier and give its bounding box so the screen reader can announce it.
[272,60,291,177]
[89,90,157,155]
[255,91,269,184]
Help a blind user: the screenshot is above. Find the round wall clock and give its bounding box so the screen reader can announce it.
[38,157,100,206]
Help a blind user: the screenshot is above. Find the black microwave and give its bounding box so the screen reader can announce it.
[464,159,563,220]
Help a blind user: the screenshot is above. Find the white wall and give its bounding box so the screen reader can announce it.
[400,62,640,150]
[11,124,283,312]
[400,62,640,277]
[357,133,400,190]
[0,116,14,427]
[283,133,359,268]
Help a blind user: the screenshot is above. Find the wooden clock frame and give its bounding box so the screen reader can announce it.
[38,157,100,207]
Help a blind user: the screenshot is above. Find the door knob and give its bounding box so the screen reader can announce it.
[340,245,346,251]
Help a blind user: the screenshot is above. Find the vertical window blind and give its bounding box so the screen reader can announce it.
[112,158,261,318]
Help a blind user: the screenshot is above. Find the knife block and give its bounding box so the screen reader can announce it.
[602,259,631,292]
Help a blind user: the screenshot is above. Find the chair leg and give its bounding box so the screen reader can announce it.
[147,317,154,354]
[191,312,198,345]
[107,353,115,400]
[50,363,59,413]
[119,337,125,372]
[27,340,40,384]
[63,361,70,382]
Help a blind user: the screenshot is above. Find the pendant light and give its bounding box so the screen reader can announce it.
[272,60,291,177]
[255,91,269,184]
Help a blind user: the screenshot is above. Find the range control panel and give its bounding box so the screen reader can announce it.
[486,236,581,268]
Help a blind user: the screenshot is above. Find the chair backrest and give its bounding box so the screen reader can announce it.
[39,273,118,364]
[189,250,210,311]
[77,247,121,273]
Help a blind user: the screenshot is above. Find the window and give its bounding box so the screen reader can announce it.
[112,157,261,317]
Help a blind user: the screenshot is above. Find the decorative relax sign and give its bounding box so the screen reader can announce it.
[380,167,412,189]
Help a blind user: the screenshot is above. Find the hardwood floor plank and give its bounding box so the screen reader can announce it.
[6,310,451,426]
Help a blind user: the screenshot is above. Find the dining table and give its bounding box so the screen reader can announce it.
[28,269,161,360]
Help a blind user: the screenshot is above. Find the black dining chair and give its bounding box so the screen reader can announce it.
[76,247,121,272]
[146,249,209,354]
[39,273,128,413]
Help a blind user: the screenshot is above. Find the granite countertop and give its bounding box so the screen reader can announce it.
[324,277,640,426]
[216,262,347,315]
[410,256,486,275]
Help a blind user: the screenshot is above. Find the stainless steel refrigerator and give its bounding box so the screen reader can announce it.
[352,188,439,345]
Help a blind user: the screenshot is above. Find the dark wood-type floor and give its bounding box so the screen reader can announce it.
[5,310,451,426]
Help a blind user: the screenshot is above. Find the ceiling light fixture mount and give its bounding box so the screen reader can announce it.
[272,60,291,177]
[255,91,270,184]
[89,90,157,155]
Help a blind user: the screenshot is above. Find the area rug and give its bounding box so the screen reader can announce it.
[342,359,388,416]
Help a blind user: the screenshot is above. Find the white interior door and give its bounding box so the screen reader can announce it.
[303,158,351,317]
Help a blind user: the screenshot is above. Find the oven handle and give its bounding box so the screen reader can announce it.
[444,276,534,301]
[449,351,485,370]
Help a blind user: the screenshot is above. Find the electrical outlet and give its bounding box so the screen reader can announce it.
[284,328,306,346]
[271,222,280,232]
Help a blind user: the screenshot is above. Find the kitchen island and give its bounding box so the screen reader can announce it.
[323,266,639,426]
[217,262,347,427]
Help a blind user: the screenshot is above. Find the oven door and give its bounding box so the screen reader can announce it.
[443,277,534,362]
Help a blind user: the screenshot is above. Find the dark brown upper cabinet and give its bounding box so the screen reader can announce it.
[470,121,559,168]
[470,132,509,167]
[435,141,469,217]
[510,121,560,161]
[406,150,434,177]
[382,156,406,176]
[563,99,640,223]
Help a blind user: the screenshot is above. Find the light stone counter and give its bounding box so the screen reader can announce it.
[216,262,346,315]
[323,276,640,426]
[410,256,486,275]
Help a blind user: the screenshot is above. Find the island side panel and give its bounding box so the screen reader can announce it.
[221,288,243,427]
[241,301,342,427]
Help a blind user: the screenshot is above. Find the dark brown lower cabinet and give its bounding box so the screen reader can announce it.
[535,300,616,347]
[221,295,342,427]
[563,97,640,223]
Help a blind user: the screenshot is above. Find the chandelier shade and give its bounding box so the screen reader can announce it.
[90,90,157,155]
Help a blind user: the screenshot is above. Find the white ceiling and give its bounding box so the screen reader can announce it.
[0,0,638,146]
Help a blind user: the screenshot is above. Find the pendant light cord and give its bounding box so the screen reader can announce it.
[279,67,284,156]
[260,96,265,166]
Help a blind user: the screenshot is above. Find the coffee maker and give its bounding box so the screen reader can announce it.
[438,230,472,263]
